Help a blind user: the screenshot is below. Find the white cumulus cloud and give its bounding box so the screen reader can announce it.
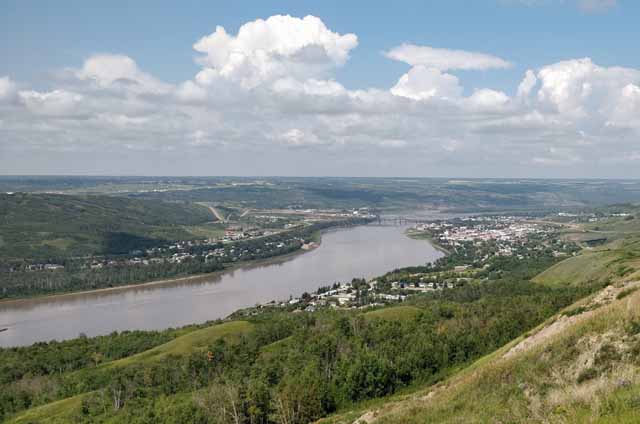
[76,54,171,93]
[390,66,462,100]
[532,58,640,121]
[385,44,511,71]
[192,15,358,88]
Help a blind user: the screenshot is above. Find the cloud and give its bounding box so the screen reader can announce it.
[517,70,538,99]
[76,54,171,93]
[0,76,17,100]
[532,58,640,121]
[466,88,510,109]
[1,14,640,177]
[390,66,462,100]
[385,44,511,71]
[18,89,84,117]
[192,15,358,88]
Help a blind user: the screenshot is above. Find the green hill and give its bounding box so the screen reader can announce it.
[320,235,640,424]
[0,192,214,259]
[323,282,640,424]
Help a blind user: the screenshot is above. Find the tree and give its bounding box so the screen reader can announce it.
[195,382,243,424]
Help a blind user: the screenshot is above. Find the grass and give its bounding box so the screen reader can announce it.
[617,287,639,300]
[363,305,421,321]
[183,223,227,239]
[405,230,450,253]
[10,394,84,424]
[533,249,621,287]
[39,238,74,250]
[541,217,640,288]
[105,321,253,367]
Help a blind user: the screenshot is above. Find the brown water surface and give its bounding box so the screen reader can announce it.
[0,225,442,347]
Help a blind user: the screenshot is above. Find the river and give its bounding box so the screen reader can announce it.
[0,224,442,347]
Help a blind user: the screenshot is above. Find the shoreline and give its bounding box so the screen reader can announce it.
[0,233,323,307]
[0,222,439,308]
[405,229,451,254]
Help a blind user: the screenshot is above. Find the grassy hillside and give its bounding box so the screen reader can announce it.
[104,321,253,367]
[0,193,214,259]
[320,232,640,424]
[6,321,253,424]
[363,305,422,321]
[322,282,640,424]
[535,234,640,288]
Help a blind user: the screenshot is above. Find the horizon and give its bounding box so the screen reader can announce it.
[2,174,640,182]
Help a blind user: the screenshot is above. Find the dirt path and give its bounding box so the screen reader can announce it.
[208,206,225,222]
[503,281,639,359]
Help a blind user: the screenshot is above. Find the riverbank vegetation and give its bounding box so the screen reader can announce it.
[0,218,371,300]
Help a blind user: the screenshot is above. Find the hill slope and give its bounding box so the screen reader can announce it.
[321,240,640,424]
[323,281,640,424]
[0,193,214,259]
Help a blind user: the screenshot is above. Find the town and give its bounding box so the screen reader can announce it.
[234,215,580,315]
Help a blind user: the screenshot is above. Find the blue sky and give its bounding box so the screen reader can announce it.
[3,0,637,93]
[1,0,639,177]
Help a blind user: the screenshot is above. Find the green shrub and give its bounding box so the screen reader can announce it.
[617,287,639,300]
[577,367,598,383]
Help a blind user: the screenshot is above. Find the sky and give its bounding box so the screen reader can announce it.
[1,0,639,178]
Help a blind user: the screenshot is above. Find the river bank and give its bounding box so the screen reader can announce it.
[0,231,322,307]
[405,228,450,254]
[0,224,442,347]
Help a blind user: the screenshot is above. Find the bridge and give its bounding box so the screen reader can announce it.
[372,215,434,225]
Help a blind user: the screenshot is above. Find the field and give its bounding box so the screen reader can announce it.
[4,176,640,213]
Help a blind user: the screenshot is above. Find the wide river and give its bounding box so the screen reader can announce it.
[0,224,442,347]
